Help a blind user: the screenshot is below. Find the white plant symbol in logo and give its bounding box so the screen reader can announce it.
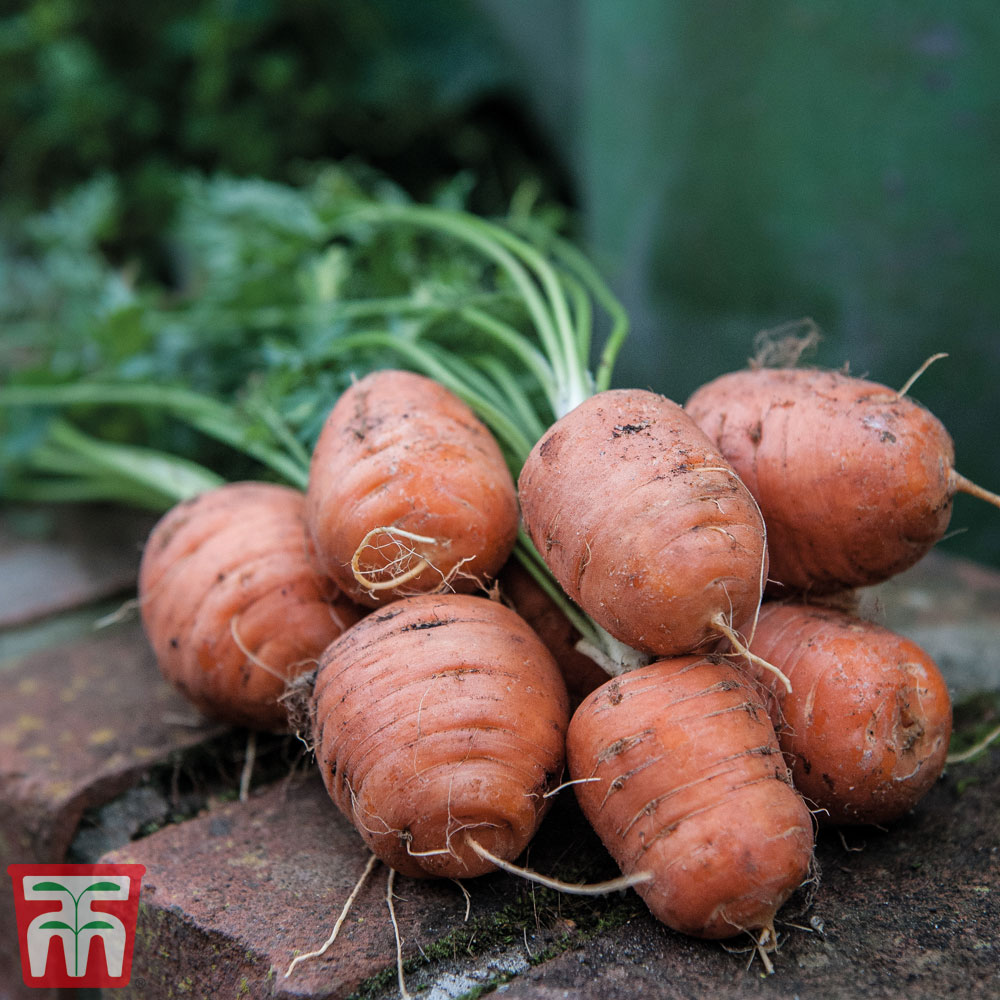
[24,875,130,978]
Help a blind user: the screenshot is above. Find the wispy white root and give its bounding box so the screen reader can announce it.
[711,613,792,695]
[351,526,438,593]
[238,731,256,803]
[386,868,413,1000]
[284,853,380,978]
[465,835,651,895]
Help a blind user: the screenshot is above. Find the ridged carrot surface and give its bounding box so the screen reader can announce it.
[311,594,570,879]
[518,389,768,656]
[686,367,958,592]
[568,655,814,940]
[139,481,362,731]
[744,602,953,825]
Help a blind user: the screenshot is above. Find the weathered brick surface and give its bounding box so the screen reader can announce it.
[0,620,223,996]
[103,773,478,999]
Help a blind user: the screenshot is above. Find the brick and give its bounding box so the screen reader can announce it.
[0,619,225,992]
[103,773,478,1000]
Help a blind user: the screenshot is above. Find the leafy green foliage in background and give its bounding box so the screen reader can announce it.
[2,0,999,569]
[0,0,564,248]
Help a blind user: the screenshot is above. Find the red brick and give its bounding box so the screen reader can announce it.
[104,773,470,999]
[0,620,224,991]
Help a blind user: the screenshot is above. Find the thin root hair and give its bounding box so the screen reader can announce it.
[711,613,792,695]
[464,834,652,896]
[284,852,380,978]
[229,614,287,682]
[387,868,413,1000]
[897,352,948,398]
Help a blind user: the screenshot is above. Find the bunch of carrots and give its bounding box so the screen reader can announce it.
[6,199,1000,972]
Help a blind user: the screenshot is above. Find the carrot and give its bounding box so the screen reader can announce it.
[518,388,770,659]
[310,593,570,879]
[685,365,1000,593]
[567,654,814,943]
[305,369,519,607]
[499,560,610,709]
[139,481,363,731]
[739,602,953,826]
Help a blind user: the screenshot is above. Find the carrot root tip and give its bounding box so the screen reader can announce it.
[755,924,778,975]
[950,470,1000,511]
[351,525,442,593]
[711,614,793,694]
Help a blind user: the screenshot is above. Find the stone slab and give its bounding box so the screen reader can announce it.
[103,772,481,1000]
[0,619,223,992]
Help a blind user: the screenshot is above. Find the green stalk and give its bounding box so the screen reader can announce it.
[338,204,577,412]
[150,290,518,332]
[0,383,308,489]
[472,356,548,445]
[514,532,600,647]
[22,419,224,511]
[456,306,559,417]
[508,216,629,393]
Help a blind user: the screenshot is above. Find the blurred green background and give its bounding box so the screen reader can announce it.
[2,0,998,568]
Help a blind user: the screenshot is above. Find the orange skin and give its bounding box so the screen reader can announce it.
[518,389,769,656]
[743,602,953,826]
[305,369,519,607]
[139,482,363,731]
[685,367,957,593]
[499,560,609,709]
[568,655,814,939]
[310,594,570,879]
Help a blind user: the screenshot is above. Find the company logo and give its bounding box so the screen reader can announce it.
[7,863,145,988]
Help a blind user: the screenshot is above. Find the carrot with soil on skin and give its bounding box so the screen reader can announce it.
[309,593,570,879]
[305,369,519,607]
[566,654,815,947]
[684,365,1000,594]
[737,602,953,826]
[517,388,774,664]
[139,481,363,731]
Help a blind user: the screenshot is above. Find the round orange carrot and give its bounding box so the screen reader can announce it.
[310,593,570,879]
[742,602,953,826]
[305,369,519,607]
[685,366,1000,593]
[567,655,814,941]
[518,388,769,657]
[139,481,363,731]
